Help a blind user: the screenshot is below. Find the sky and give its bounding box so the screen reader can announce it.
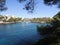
[1,0,60,18]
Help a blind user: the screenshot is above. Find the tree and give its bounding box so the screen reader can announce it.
[51,12,60,27]
[0,0,7,15]
[0,0,7,11]
[18,0,60,12]
[0,0,60,12]
[36,12,60,45]
[7,17,15,22]
[44,0,60,8]
[0,15,4,19]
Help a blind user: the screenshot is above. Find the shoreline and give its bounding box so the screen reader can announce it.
[0,22,15,24]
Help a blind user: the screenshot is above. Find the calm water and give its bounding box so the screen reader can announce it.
[0,23,43,45]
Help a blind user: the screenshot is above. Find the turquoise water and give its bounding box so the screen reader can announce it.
[0,23,42,45]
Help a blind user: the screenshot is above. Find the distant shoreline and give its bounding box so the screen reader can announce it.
[0,22,15,24]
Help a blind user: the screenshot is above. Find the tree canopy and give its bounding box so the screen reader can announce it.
[36,11,60,45]
[18,0,60,12]
[44,0,60,8]
[0,0,7,11]
[0,0,60,12]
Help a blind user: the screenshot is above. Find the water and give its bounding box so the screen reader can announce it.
[0,23,42,45]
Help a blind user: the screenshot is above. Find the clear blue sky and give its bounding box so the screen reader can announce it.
[1,0,60,18]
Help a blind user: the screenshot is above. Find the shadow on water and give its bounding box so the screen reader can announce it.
[35,24,60,45]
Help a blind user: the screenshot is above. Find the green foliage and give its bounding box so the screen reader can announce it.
[7,17,15,22]
[44,0,60,8]
[51,12,60,27]
[0,15,22,22]
[3,19,6,22]
[18,0,60,12]
[0,0,60,12]
[0,15,4,19]
[31,18,52,23]
[14,18,22,22]
[0,0,7,11]
[36,12,60,45]
[7,17,22,22]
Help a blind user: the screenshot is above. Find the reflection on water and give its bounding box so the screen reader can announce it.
[0,23,41,45]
